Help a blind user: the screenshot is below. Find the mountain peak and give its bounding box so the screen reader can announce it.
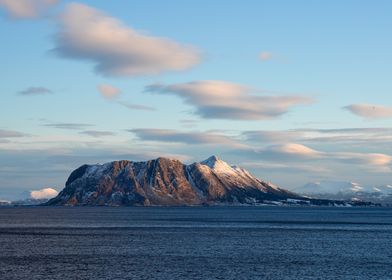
[200,155,239,175]
[201,155,221,167]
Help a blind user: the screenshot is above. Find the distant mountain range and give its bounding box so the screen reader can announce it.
[295,181,392,205]
[0,188,59,206]
[45,156,374,207]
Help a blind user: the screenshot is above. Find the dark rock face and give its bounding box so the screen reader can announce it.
[46,156,370,206]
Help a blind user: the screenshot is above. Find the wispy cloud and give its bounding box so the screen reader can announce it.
[0,0,58,19]
[240,161,331,174]
[333,152,392,167]
[43,123,94,130]
[243,127,392,144]
[260,143,323,160]
[97,84,155,111]
[119,101,156,111]
[0,129,27,138]
[53,3,201,77]
[344,104,392,119]
[18,86,53,95]
[244,130,304,143]
[180,119,199,128]
[246,142,392,171]
[259,51,273,61]
[98,84,121,99]
[146,80,312,120]
[79,130,115,138]
[129,128,244,148]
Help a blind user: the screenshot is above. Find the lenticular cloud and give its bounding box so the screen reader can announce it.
[53,3,201,77]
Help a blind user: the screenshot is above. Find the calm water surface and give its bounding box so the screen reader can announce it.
[0,206,391,279]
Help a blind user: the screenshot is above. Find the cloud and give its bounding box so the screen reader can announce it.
[129,128,243,147]
[43,123,94,130]
[240,161,331,174]
[259,51,273,61]
[242,141,391,170]
[344,104,392,119]
[53,3,201,77]
[244,130,304,143]
[243,127,392,144]
[0,129,27,138]
[180,119,199,128]
[261,143,323,160]
[18,86,53,95]
[97,84,155,110]
[119,101,156,111]
[79,130,115,138]
[98,84,121,99]
[30,187,58,199]
[146,80,312,120]
[0,0,58,19]
[333,152,392,167]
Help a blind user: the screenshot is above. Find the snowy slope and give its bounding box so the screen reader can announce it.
[296,180,392,203]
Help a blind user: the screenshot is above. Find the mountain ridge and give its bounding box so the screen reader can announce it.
[296,180,392,204]
[45,156,374,207]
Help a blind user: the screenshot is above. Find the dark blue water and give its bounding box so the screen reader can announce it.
[0,207,391,279]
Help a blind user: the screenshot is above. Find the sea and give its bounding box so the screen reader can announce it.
[0,206,391,280]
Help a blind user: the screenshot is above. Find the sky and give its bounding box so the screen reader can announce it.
[0,0,392,199]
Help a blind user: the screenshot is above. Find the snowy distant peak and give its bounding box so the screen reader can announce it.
[295,180,392,204]
[297,180,364,195]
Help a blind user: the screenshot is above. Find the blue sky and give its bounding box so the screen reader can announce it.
[1,0,392,199]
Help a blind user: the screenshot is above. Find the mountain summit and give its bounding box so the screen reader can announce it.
[46,156,371,206]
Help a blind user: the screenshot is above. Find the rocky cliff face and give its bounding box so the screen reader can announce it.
[45,156,374,206]
[46,156,304,206]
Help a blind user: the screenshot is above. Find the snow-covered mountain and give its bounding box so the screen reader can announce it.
[296,181,392,204]
[5,188,59,205]
[46,156,367,206]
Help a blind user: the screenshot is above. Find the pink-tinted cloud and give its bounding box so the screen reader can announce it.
[0,0,58,19]
[147,80,312,120]
[344,104,392,119]
[53,3,201,77]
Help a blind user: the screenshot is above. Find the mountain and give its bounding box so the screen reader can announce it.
[295,180,392,205]
[0,188,59,206]
[45,156,374,207]
[0,200,11,206]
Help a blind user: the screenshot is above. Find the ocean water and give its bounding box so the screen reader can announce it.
[0,207,391,280]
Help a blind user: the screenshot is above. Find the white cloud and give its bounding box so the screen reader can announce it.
[344,104,392,119]
[259,51,273,61]
[53,3,201,77]
[30,187,58,199]
[261,143,323,160]
[270,143,322,157]
[0,0,58,19]
[98,84,121,99]
[146,80,312,120]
